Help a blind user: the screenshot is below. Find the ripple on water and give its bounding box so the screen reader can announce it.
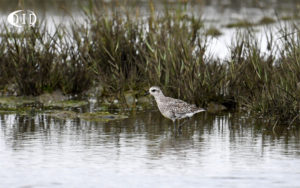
[0,111,300,188]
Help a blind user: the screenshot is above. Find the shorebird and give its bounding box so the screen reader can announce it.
[147,86,205,127]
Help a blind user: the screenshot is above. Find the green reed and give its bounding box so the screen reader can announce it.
[0,6,300,125]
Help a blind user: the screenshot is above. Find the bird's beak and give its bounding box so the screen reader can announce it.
[144,91,150,96]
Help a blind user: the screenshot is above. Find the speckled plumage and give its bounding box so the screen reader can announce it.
[149,86,205,122]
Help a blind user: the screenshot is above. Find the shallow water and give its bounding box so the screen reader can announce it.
[1,111,300,188]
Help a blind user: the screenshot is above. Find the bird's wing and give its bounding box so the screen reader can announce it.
[165,97,199,115]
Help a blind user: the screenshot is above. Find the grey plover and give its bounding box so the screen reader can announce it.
[148,86,205,126]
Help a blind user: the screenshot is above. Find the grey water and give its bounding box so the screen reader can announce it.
[1,111,300,188]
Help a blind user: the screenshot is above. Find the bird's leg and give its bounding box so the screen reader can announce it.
[172,119,178,132]
[172,119,176,128]
[178,118,190,128]
[177,119,183,134]
[178,120,186,127]
[177,119,182,129]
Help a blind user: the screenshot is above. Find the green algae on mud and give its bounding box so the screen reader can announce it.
[0,96,128,122]
[48,111,128,122]
[44,100,89,108]
[0,96,37,110]
[80,112,128,122]
[0,96,88,110]
[47,110,79,120]
[38,91,89,108]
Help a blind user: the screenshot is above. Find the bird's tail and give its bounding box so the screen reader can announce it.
[196,108,206,113]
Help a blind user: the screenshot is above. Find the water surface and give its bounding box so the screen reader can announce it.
[1,111,300,187]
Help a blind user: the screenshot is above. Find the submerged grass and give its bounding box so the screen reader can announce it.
[225,20,254,28]
[0,5,300,126]
[225,16,276,29]
[205,27,222,37]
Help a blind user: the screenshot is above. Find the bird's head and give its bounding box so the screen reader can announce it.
[148,86,164,98]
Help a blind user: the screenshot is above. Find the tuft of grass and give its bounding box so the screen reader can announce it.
[258,16,276,25]
[281,15,300,21]
[226,28,300,125]
[225,20,254,28]
[0,23,95,96]
[0,25,61,95]
[205,27,222,37]
[225,17,276,29]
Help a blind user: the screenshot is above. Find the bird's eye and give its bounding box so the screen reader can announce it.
[151,89,156,92]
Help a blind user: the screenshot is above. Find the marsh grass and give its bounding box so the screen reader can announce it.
[226,27,300,125]
[0,24,60,95]
[0,23,95,95]
[0,6,300,126]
